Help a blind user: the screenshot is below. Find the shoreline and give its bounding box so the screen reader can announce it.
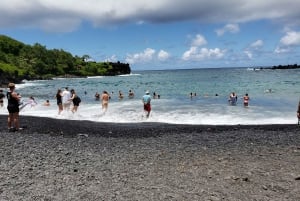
[0,115,300,200]
[0,114,299,135]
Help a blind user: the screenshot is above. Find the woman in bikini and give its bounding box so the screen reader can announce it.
[243,93,250,107]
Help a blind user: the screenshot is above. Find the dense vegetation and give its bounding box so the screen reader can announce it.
[270,64,300,69]
[255,64,300,70]
[0,35,131,85]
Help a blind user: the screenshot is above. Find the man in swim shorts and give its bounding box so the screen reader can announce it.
[142,90,151,118]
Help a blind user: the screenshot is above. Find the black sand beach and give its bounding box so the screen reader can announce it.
[0,115,300,200]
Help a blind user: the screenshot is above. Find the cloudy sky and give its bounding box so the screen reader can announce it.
[1,0,300,70]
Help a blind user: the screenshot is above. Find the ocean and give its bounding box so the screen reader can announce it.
[1,67,299,125]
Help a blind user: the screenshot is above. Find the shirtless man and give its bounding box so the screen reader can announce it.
[101,91,110,113]
[142,90,151,118]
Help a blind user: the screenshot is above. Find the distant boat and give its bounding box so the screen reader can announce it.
[247,67,261,71]
[87,76,104,79]
[118,73,141,77]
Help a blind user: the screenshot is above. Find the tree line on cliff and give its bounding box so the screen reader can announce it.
[0,35,131,85]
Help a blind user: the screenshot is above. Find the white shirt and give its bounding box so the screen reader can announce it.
[62,90,71,104]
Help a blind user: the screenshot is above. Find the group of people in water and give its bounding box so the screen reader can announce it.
[0,82,154,132]
[94,90,135,101]
[93,89,157,116]
[55,87,81,115]
[2,82,300,132]
[228,92,250,107]
[188,91,250,107]
[189,91,250,107]
[54,88,153,118]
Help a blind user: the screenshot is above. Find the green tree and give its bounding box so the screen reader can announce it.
[0,35,131,85]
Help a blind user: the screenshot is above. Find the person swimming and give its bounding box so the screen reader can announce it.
[128,90,134,98]
[95,92,100,101]
[43,100,50,106]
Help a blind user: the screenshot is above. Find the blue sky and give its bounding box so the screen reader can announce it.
[0,0,300,71]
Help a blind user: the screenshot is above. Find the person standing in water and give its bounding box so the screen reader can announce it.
[101,91,110,113]
[55,89,63,115]
[142,90,151,118]
[95,92,100,101]
[228,92,238,105]
[28,96,37,107]
[128,89,134,98]
[243,93,250,107]
[62,87,71,111]
[118,90,124,100]
[69,89,81,113]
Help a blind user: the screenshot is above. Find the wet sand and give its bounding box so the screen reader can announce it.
[0,115,300,200]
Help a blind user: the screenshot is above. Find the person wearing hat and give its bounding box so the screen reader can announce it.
[142,90,151,118]
[6,83,21,132]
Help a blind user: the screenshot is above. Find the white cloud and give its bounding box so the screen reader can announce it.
[243,39,264,59]
[1,0,300,32]
[274,46,291,54]
[191,34,207,46]
[216,24,240,36]
[126,48,171,64]
[279,31,300,46]
[182,47,226,61]
[244,50,252,59]
[275,31,300,54]
[250,40,264,48]
[105,55,118,62]
[158,50,170,61]
[183,36,227,60]
[125,48,156,64]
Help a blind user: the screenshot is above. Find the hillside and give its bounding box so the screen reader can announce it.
[0,35,131,86]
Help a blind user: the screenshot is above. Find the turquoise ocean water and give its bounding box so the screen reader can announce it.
[1,67,299,125]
